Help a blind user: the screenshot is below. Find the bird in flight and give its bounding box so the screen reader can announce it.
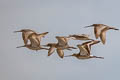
[15,29,49,51]
[84,24,119,44]
[43,35,77,59]
[64,40,104,59]
[69,34,93,40]
[14,29,36,45]
[56,36,77,50]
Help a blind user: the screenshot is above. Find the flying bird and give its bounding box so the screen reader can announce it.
[56,36,77,50]
[14,29,36,45]
[43,43,57,56]
[84,24,106,39]
[69,34,93,40]
[43,43,65,58]
[84,24,119,44]
[64,40,104,59]
[16,44,48,51]
[100,26,119,44]
[16,32,49,51]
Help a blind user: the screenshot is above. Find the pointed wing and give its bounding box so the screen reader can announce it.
[28,33,40,47]
[56,49,64,58]
[48,46,56,56]
[94,26,102,39]
[78,40,100,56]
[37,32,49,42]
[82,40,100,50]
[100,28,107,44]
[77,45,90,56]
[89,40,100,46]
[56,37,68,46]
[69,34,91,40]
[94,24,107,39]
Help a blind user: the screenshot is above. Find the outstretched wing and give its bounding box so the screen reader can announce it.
[94,26,103,39]
[77,45,90,56]
[69,34,92,40]
[100,28,107,44]
[48,46,56,56]
[28,33,40,47]
[22,30,35,45]
[37,32,49,42]
[56,37,68,46]
[78,40,100,56]
[56,49,64,58]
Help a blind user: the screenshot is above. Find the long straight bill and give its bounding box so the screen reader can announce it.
[64,55,73,57]
[84,25,93,28]
[96,56,104,59]
[16,45,25,48]
[14,30,21,33]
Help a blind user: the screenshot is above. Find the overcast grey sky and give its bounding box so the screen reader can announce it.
[0,0,120,80]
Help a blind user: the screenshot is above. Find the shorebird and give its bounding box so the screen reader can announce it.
[56,36,77,50]
[43,36,77,58]
[84,24,107,39]
[16,44,48,51]
[43,43,57,56]
[84,24,119,44]
[64,40,104,59]
[69,34,93,40]
[16,32,49,51]
[43,42,71,58]
[100,26,119,44]
[14,29,36,45]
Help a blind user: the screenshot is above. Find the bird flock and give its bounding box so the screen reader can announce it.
[14,24,119,60]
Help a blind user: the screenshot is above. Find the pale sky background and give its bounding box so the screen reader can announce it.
[0,0,120,80]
